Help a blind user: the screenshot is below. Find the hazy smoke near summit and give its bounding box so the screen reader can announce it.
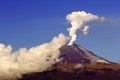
[66,11,105,45]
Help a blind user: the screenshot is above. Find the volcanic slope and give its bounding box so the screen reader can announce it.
[20,44,120,80]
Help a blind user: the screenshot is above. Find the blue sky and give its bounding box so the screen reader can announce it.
[0,0,120,62]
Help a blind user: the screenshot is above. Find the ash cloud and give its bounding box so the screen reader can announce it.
[0,33,68,80]
[66,11,105,45]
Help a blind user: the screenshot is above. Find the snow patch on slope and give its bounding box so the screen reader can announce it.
[77,46,109,64]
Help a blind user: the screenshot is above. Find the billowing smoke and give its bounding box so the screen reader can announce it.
[0,33,68,80]
[66,11,105,45]
[0,11,105,80]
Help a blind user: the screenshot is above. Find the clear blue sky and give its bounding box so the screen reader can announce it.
[0,0,120,62]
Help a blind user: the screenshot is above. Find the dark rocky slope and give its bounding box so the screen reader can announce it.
[20,63,120,80]
[19,44,120,80]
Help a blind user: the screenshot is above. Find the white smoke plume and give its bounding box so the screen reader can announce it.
[0,33,68,80]
[0,11,105,80]
[66,11,105,45]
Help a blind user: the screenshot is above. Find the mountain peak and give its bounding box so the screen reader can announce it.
[59,43,110,64]
[20,43,119,80]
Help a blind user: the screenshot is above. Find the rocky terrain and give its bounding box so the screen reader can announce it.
[19,44,120,80]
[20,63,120,80]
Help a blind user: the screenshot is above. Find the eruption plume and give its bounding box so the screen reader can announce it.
[0,11,106,80]
[66,11,105,45]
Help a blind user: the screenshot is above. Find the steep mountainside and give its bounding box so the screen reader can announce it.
[19,43,120,80]
[59,44,110,64]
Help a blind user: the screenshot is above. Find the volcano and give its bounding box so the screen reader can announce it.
[20,43,120,80]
